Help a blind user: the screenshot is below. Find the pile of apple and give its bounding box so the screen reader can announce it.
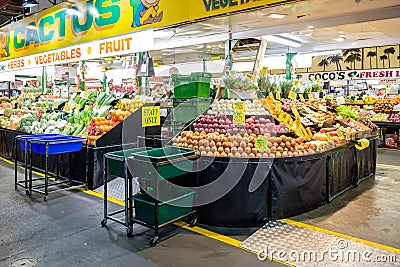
[193,114,232,134]
[172,131,325,158]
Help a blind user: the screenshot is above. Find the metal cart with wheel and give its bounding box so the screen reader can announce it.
[14,134,87,201]
[128,146,198,247]
[101,147,153,237]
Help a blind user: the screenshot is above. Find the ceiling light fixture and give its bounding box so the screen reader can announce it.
[334,37,346,42]
[22,0,39,8]
[261,35,302,47]
[266,13,286,19]
[307,26,314,29]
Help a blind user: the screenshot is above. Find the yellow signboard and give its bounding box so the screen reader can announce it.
[142,106,160,127]
[234,102,246,112]
[276,92,281,100]
[0,0,286,63]
[255,137,268,151]
[299,94,305,102]
[233,112,245,125]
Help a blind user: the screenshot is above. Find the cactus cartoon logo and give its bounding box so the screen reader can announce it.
[131,0,163,28]
[0,33,10,59]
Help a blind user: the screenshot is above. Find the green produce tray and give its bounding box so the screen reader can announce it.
[106,147,152,178]
[134,188,194,226]
[129,147,196,180]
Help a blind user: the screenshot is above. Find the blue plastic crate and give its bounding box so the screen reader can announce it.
[31,135,85,155]
[17,134,62,151]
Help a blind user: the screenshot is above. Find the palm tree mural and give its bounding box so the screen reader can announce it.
[328,55,343,70]
[380,55,388,68]
[366,51,377,69]
[317,58,330,71]
[344,53,362,69]
[383,47,396,68]
[397,55,400,67]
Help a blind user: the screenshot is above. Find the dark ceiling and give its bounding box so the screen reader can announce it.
[0,0,24,27]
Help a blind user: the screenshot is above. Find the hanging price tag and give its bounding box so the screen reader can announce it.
[325,133,334,143]
[269,92,275,100]
[234,102,246,112]
[291,107,300,117]
[233,112,245,125]
[40,103,45,110]
[288,91,297,100]
[299,94,305,102]
[261,66,268,76]
[54,101,59,109]
[276,92,281,100]
[75,105,80,111]
[308,93,313,100]
[275,101,281,112]
[255,137,268,151]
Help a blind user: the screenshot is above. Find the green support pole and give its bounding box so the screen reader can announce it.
[102,73,107,92]
[81,61,86,91]
[41,66,46,94]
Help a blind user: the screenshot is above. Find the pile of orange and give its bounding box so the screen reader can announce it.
[108,110,130,122]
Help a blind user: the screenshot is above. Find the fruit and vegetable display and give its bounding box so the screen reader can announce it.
[371,113,389,122]
[207,99,268,115]
[364,96,377,105]
[172,131,332,158]
[280,99,295,111]
[358,109,375,120]
[221,73,258,91]
[336,105,359,120]
[373,100,395,114]
[115,96,146,112]
[388,113,400,123]
[193,114,288,135]
[393,104,400,112]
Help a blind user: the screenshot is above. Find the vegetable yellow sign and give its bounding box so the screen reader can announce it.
[142,106,160,127]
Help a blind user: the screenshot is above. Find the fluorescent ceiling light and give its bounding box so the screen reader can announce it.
[334,37,346,42]
[22,0,38,8]
[307,26,314,29]
[301,50,342,57]
[261,35,302,47]
[266,13,286,19]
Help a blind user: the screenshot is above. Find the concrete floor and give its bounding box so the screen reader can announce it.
[0,150,399,267]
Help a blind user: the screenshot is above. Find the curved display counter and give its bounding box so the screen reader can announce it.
[174,137,377,227]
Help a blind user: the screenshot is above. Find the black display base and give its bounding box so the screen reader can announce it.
[172,137,377,227]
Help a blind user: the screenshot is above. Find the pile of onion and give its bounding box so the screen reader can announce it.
[172,131,318,158]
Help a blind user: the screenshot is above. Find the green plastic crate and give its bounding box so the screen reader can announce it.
[106,147,152,178]
[172,74,196,98]
[173,97,212,123]
[134,188,195,226]
[129,147,196,180]
[190,72,212,97]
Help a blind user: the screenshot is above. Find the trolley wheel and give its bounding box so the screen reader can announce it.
[149,237,158,247]
[126,227,133,237]
[44,195,48,201]
[190,218,197,227]
[101,219,107,227]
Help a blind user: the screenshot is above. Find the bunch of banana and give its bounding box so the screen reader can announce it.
[355,139,370,150]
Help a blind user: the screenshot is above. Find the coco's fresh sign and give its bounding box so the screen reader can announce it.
[304,69,400,81]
